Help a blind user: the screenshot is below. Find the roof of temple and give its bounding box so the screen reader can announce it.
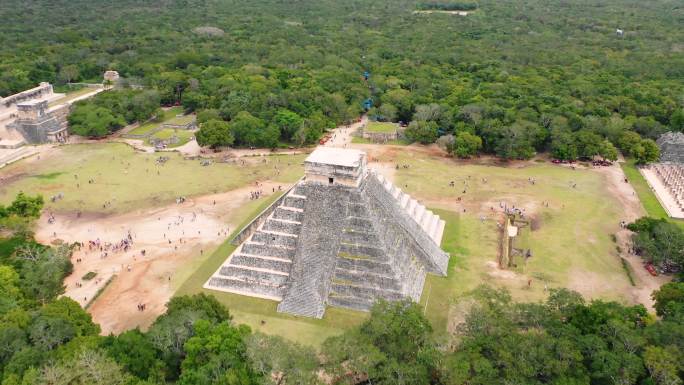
[305,147,365,168]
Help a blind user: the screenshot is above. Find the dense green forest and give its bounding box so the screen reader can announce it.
[1,0,683,156]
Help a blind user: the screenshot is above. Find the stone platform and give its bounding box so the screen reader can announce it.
[205,148,449,318]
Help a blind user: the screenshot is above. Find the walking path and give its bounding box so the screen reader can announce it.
[323,115,367,148]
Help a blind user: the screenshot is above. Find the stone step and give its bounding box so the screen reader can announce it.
[340,230,380,245]
[273,207,303,222]
[252,231,298,248]
[283,196,305,209]
[241,243,295,259]
[348,216,373,229]
[335,257,393,275]
[277,291,325,318]
[334,269,401,291]
[207,277,283,300]
[230,254,292,274]
[348,203,370,217]
[327,295,375,312]
[219,266,289,284]
[330,283,403,302]
[262,219,301,235]
[293,185,308,196]
[338,243,386,260]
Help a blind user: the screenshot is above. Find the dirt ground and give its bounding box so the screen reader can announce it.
[594,163,671,309]
[34,182,285,334]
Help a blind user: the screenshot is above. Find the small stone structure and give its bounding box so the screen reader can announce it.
[657,132,684,164]
[205,148,448,318]
[8,100,68,143]
[103,70,120,84]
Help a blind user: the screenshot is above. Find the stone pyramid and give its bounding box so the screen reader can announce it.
[204,147,449,318]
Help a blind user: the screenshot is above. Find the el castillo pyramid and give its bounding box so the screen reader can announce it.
[204,147,449,318]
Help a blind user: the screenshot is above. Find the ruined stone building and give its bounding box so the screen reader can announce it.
[7,100,68,143]
[205,147,449,318]
[657,132,684,164]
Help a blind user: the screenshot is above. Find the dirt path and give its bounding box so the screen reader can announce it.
[324,115,368,148]
[35,182,285,334]
[595,162,671,309]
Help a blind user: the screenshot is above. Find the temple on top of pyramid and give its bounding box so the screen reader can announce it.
[204,147,449,318]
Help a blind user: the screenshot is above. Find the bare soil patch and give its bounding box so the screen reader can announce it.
[35,182,284,334]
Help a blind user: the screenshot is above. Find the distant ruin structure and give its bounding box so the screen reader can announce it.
[639,132,684,219]
[8,100,68,143]
[205,147,448,318]
[0,82,54,109]
[103,70,120,84]
[657,132,684,164]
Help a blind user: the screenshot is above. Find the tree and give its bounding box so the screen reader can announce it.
[229,111,277,148]
[671,109,684,132]
[643,345,683,385]
[599,140,619,161]
[7,193,43,218]
[574,129,603,159]
[102,329,164,381]
[550,129,578,161]
[68,104,126,138]
[58,65,79,84]
[178,320,258,385]
[197,109,221,124]
[323,300,438,384]
[246,333,320,385]
[652,283,684,319]
[196,119,234,149]
[450,131,482,158]
[634,138,661,164]
[272,109,303,142]
[36,349,132,385]
[378,103,397,122]
[405,120,439,144]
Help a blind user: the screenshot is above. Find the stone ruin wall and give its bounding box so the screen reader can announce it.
[657,132,684,164]
[363,172,449,275]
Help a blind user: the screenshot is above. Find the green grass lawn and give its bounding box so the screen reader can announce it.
[49,87,97,107]
[390,154,636,337]
[174,193,365,347]
[165,114,195,126]
[0,143,305,214]
[146,128,195,148]
[620,160,684,229]
[127,107,184,136]
[365,121,398,133]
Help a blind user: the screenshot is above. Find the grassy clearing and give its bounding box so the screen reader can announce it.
[175,193,365,346]
[146,129,194,148]
[392,153,634,336]
[48,87,95,107]
[165,114,195,125]
[128,107,184,136]
[620,160,684,229]
[365,121,398,133]
[0,142,305,214]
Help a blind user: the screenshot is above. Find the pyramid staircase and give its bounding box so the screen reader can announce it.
[205,189,306,300]
[327,191,403,311]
